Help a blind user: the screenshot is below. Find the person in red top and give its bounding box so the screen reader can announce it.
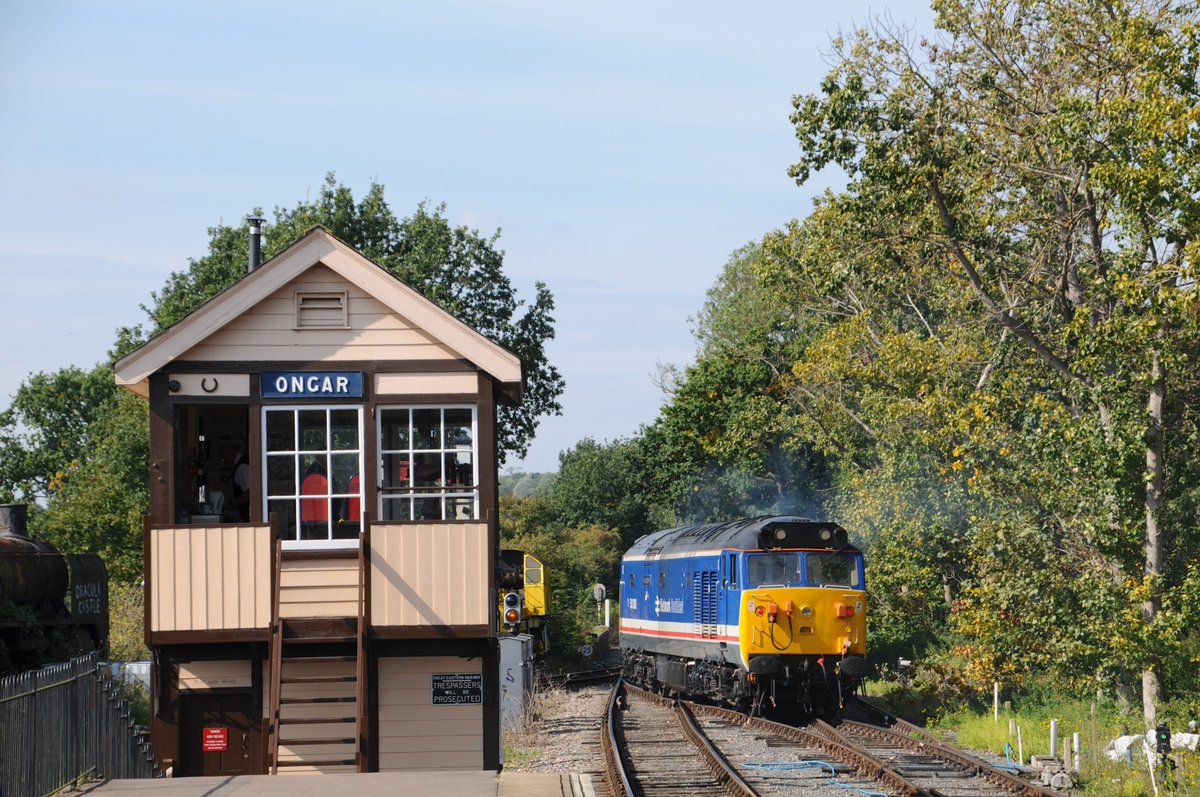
[338,473,361,536]
[300,461,328,539]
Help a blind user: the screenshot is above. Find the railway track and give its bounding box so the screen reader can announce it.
[541,665,623,690]
[600,679,1069,797]
[824,718,1067,797]
[602,680,758,796]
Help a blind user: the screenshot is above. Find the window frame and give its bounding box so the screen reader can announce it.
[261,404,364,549]
[376,404,479,522]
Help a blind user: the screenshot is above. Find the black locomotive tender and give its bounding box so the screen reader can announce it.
[0,503,108,672]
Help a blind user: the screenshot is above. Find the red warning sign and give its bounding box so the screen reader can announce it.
[202,726,228,753]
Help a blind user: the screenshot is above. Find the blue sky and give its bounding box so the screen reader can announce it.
[0,1,932,473]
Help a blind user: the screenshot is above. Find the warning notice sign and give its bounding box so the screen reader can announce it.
[202,727,228,752]
[431,673,483,705]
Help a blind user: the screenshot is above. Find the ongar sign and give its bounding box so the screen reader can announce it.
[261,371,364,399]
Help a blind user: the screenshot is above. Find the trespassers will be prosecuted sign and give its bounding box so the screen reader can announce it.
[431,673,483,705]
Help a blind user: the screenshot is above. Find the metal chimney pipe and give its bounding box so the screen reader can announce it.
[0,503,29,537]
[247,215,266,272]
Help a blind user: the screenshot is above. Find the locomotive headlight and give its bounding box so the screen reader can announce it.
[775,529,787,541]
[819,528,832,541]
[799,605,813,618]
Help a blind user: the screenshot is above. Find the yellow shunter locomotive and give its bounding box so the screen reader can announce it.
[498,549,551,653]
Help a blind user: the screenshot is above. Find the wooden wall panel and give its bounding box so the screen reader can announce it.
[148,524,270,633]
[369,523,489,628]
[175,264,462,364]
[376,657,483,771]
[178,660,251,691]
[373,373,479,396]
[278,557,360,619]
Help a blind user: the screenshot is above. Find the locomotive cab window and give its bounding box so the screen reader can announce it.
[805,553,861,588]
[747,552,802,587]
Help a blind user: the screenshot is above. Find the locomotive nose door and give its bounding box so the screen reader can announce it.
[641,561,655,626]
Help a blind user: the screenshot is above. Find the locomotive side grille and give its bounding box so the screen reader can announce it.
[691,571,718,639]
[702,572,717,638]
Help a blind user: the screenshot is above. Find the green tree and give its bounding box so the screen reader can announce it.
[499,495,623,669]
[639,244,830,524]
[0,366,121,505]
[789,0,1200,723]
[36,390,149,581]
[748,197,989,664]
[107,581,150,662]
[550,438,654,547]
[123,174,564,462]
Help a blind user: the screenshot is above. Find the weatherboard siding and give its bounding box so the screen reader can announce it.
[176,264,461,364]
[376,656,483,771]
[370,522,489,628]
[149,523,271,633]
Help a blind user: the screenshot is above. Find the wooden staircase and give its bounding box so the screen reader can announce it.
[266,538,369,774]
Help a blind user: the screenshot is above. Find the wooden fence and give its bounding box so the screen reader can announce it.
[0,652,159,797]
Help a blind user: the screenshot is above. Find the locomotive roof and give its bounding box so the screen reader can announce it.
[625,516,859,558]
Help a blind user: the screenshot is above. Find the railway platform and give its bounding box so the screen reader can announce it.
[79,771,596,797]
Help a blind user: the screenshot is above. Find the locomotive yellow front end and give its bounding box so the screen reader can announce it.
[736,546,868,714]
[740,587,866,661]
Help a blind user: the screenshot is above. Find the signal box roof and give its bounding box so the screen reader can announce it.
[112,226,523,402]
[625,516,857,559]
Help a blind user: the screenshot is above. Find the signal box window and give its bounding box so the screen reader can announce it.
[378,406,477,521]
[263,407,363,543]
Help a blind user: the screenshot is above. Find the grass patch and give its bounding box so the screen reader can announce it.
[501,744,541,769]
[500,680,569,771]
[930,697,1199,797]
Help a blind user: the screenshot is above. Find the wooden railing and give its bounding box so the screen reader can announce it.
[144,520,272,638]
[266,537,284,775]
[355,523,371,772]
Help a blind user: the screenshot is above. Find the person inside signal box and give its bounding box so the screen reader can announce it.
[300,460,328,539]
[230,447,250,521]
[337,473,360,537]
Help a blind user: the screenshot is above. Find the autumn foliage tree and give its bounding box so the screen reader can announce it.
[787,0,1200,723]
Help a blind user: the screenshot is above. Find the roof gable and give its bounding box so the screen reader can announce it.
[113,228,523,399]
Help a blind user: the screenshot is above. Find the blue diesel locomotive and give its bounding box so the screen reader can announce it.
[619,516,867,716]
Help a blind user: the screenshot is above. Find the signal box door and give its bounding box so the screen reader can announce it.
[179,692,254,777]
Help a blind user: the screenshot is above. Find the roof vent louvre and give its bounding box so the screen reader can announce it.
[295,291,348,329]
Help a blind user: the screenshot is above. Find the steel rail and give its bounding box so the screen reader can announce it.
[601,680,636,797]
[542,665,623,689]
[677,696,935,797]
[839,718,1069,797]
[616,682,761,797]
[673,700,760,797]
